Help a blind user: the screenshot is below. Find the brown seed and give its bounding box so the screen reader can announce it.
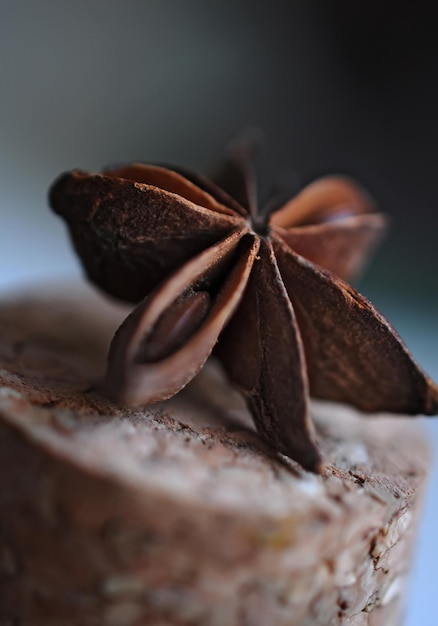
[136,291,211,363]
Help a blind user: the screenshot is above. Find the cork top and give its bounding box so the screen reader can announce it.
[0,283,430,522]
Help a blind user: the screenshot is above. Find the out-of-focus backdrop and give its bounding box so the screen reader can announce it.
[1,2,437,623]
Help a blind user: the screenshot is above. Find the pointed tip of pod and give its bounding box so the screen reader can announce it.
[48,171,71,213]
[276,437,323,474]
[421,377,438,416]
[296,449,324,475]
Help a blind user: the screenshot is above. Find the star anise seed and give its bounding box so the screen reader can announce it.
[49,147,438,473]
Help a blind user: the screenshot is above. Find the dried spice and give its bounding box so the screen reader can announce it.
[49,144,438,472]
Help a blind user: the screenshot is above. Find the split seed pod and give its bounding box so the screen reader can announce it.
[49,146,438,472]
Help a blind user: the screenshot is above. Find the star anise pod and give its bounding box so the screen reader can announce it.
[49,145,438,472]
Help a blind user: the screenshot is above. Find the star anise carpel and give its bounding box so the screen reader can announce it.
[49,147,438,473]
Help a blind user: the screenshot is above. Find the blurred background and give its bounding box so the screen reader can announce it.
[1,1,437,622]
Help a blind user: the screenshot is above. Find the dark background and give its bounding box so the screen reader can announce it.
[1,2,437,623]
[2,1,438,299]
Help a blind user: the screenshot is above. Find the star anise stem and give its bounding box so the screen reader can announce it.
[211,140,276,239]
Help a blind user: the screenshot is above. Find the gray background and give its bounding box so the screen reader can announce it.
[1,2,437,623]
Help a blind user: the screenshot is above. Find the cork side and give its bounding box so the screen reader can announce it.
[0,284,432,626]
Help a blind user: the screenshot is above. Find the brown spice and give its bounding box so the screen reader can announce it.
[49,141,438,472]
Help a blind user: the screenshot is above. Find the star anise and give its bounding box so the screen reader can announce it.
[49,145,438,472]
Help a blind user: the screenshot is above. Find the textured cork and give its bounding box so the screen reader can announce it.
[0,284,431,626]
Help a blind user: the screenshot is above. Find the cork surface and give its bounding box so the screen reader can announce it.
[0,283,432,626]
